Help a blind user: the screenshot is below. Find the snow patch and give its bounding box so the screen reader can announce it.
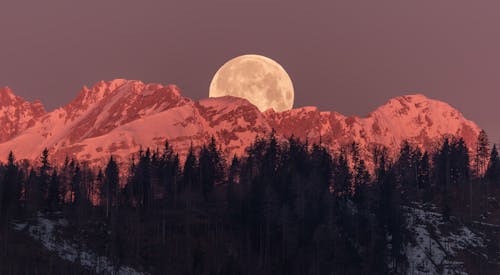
[404,204,485,275]
[12,213,147,275]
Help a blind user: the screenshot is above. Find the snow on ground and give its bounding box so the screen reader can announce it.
[13,213,146,275]
[404,204,485,275]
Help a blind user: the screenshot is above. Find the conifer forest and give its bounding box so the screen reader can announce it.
[0,133,499,274]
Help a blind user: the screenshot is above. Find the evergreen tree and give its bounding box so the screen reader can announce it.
[0,152,21,221]
[417,151,431,199]
[332,151,351,199]
[395,141,418,199]
[1,132,497,274]
[310,143,332,188]
[351,142,370,203]
[449,138,470,186]
[104,156,119,220]
[475,130,490,177]
[486,145,500,185]
[375,152,405,271]
[47,170,60,211]
[226,155,240,215]
[137,148,152,211]
[353,158,370,204]
[71,163,82,210]
[38,148,51,208]
[171,154,181,196]
[25,169,39,214]
[199,137,225,200]
[433,138,451,191]
[433,138,453,218]
[183,144,198,193]
[228,155,240,185]
[262,130,280,190]
[96,169,104,205]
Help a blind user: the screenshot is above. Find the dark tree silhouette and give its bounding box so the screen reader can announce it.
[0,134,497,274]
[103,156,119,220]
[486,145,500,185]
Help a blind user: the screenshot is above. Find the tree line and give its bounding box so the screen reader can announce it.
[0,131,498,274]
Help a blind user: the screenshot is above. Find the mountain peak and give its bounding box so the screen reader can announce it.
[0,86,15,95]
[386,93,431,105]
[78,79,182,101]
[201,95,257,108]
[0,87,17,104]
[0,87,46,142]
[65,79,180,115]
[399,93,430,101]
[372,93,454,117]
[0,84,482,168]
[0,87,45,111]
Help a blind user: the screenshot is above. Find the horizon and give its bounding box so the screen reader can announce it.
[2,78,499,147]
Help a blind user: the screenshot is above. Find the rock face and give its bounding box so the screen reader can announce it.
[0,87,46,143]
[265,94,480,161]
[0,80,482,166]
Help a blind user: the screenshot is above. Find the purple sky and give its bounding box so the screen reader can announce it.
[1,0,499,144]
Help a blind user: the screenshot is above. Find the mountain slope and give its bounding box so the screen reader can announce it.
[0,87,46,143]
[0,80,482,166]
[265,94,480,159]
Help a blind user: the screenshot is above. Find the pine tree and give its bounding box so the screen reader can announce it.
[395,141,417,198]
[0,152,21,221]
[137,148,152,211]
[38,148,51,208]
[228,155,240,185]
[433,138,451,191]
[450,138,470,186]
[47,170,60,211]
[71,163,82,210]
[104,156,119,220]
[262,130,280,189]
[353,159,370,204]
[25,169,39,214]
[351,142,370,203]
[486,145,500,185]
[310,143,332,188]
[226,155,240,216]
[475,130,490,177]
[171,154,181,196]
[199,137,226,200]
[417,151,431,200]
[183,144,198,193]
[96,169,104,205]
[333,152,351,199]
[433,138,453,218]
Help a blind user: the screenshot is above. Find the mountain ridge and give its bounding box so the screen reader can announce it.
[0,80,482,166]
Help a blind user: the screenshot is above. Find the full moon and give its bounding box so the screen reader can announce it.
[209,54,294,112]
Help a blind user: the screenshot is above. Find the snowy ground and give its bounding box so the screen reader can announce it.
[404,204,486,275]
[12,212,147,275]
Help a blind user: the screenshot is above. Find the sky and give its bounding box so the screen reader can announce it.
[1,0,499,144]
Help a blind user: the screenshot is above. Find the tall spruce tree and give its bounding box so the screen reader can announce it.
[333,151,351,199]
[183,144,198,193]
[475,130,490,177]
[417,151,431,200]
[104,156,119,220]
[486,145,500,185]
[47,170,60,211]
[0,152,21,221]
[38,148,51,209]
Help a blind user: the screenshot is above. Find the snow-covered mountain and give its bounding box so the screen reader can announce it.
[0,87,45,143]
[0,79,482,166]
[265,94,480,161]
